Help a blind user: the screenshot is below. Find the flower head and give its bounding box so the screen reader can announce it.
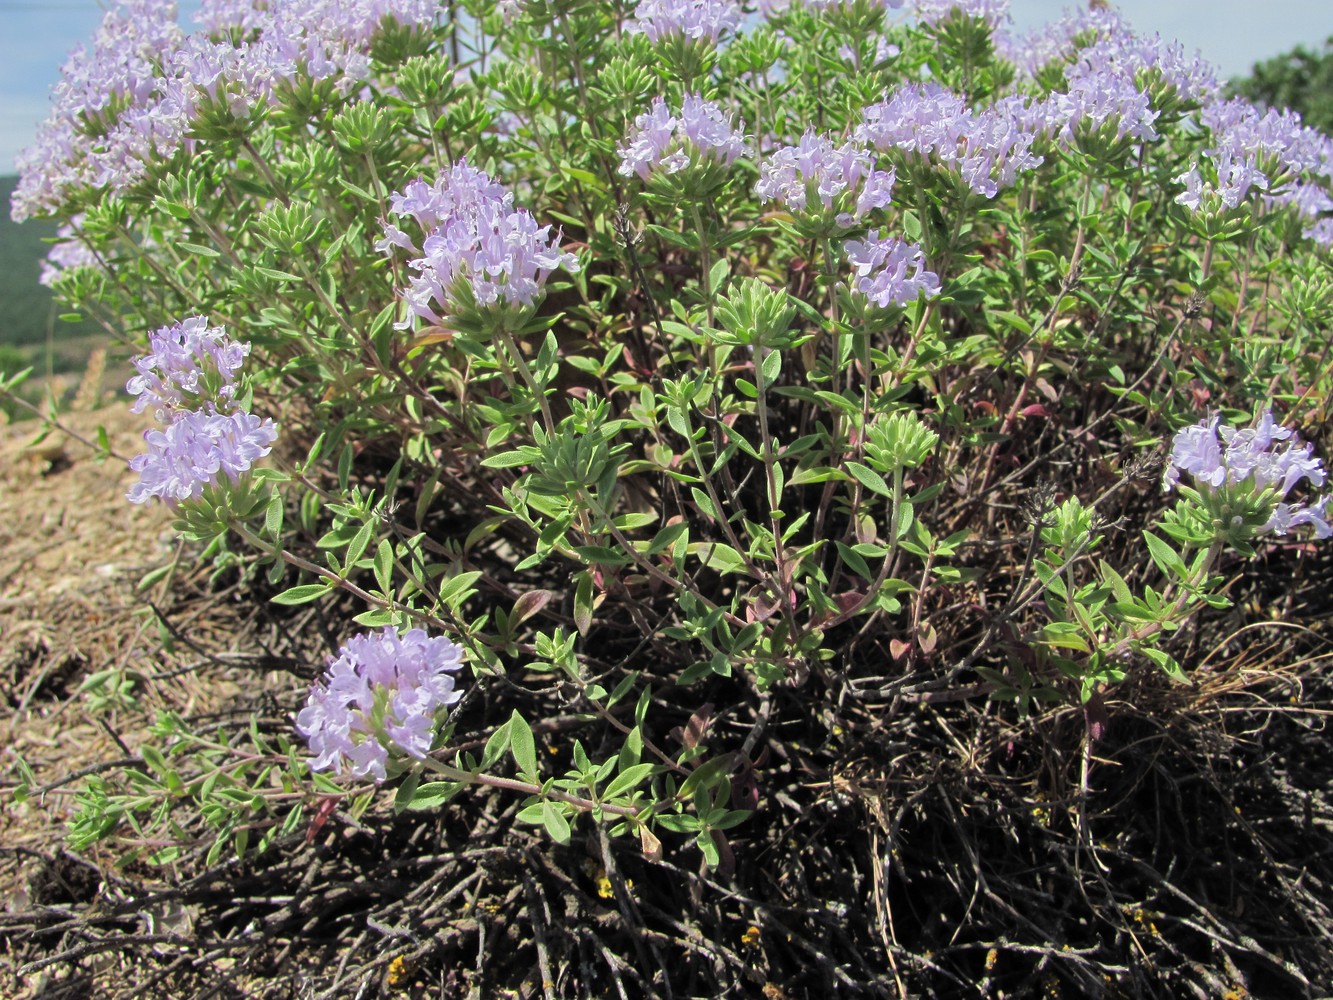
[296,627,466,782]
[844,232,940,308]
[126,316,252,420]
[1174,98,1333,231]
[1163,410,1330,540]
[618,94,748,181]
[40,222,102,287]
[380,162,579,324]
[127,408,277,505]
[996,5,1124,78]
[913,0,1009,29]
[629,0,742,44]
[857,83,1043,198]
[755,131,896,228]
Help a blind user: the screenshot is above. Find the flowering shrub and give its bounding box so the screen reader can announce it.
[8,0,1333,993]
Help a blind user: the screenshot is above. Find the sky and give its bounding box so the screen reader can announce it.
[0,0,1330,177]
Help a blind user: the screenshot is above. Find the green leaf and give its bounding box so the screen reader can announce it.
[481,720,511,770]
[696,542,747,575]
[404,781,463,811]
[437,571,482,610]
[835,541,873,581]
[264,493,284,539]
[691,487,720,522]
[1144,647,1188,683]
[573,545,631,566]
[270,583,327,606]
[481,449,537,469]
[346,519,376,568]
[374,539,394,595]
[845,461,891,497]
[541,802,571,844]
[607,671,639,706]
[709,808,751,831]
[1143,532,1189,582]
[647,522,689,555]
[574,571,594,635]
[510,711,538,776]
[1099,560,1133,603]
[604,763,655,800]
[178,242,221,257]
[393,771,422,813]
[618,726,643,771]
[677,756,731,801]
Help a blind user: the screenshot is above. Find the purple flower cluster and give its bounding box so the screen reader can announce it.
[844,232,941,308]
[13,0,442,220]
[39,221,102,287]
[1064,25,1219,107]
[802,0,904,10]
[1175,98,1333,242]
[629,0,742,44]
[1164,410,1330,540]
[1037,68,1160,145]
[857,84,1043,198]
[755,132,896,227]
[618,95,748,181]
[995,5,1123,78]
[11,0,185,220]
[296,627,466,782]
[127,316,252,419]
[379,162,579,322]
[996,10,1216,157]
[913,0,1009,28]
[837,36,902,67]
[128,409,278,505]
[125,315,276,507]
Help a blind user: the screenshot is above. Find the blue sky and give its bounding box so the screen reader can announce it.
[1,1,1331,176]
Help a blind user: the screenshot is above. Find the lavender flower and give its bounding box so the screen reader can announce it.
[39,222,101,287]
[1163,410,1330,540]
[618,95,748,180]
[12,0,444,221]
[1064,26,1219,107]
[381,162,579,324]
[1174,99,1333,226]
[1038,68,1160,145]
[914,0,1009,28]
[755,131,895,228]
[821,0,902,8]
[126,316,252,420]
[12,0,185,220]
[857,83,1043,198]
[127,409,277,505]
[296,627,466,782]
[996,5,1124,78]
[838,36,901,67]
[630,0,742,44]
[844,232,940,308]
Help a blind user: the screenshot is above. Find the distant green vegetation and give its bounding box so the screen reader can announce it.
[0,175,105,380]
[1232,35,1333,133]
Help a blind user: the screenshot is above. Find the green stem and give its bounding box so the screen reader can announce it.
[691,202,717,376]
[496,324,556,436]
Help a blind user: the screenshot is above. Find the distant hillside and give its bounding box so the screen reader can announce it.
[0,175,104,376]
